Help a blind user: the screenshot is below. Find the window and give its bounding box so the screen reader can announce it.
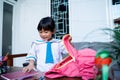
[113,0,120,5]
[51,0,69,39]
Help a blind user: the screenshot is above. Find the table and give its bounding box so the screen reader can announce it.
[0,66,83,80]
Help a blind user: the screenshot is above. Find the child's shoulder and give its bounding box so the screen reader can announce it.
[32,39,44,44]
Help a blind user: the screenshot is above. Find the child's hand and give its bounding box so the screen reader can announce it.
[22,65,34,73]
[22,64,35,73]
[22,60,35,73]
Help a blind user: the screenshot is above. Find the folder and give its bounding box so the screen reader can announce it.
[1,70,39,80]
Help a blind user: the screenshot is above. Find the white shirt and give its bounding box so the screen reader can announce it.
[26,38,67,72]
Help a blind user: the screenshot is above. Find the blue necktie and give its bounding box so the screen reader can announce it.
[45,42,54,63]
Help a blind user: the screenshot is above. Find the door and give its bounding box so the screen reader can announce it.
[2,2,13,56]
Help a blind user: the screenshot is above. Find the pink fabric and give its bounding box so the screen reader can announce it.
[45,34,97,80]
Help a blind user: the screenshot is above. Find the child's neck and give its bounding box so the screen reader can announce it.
[43,38,53,42]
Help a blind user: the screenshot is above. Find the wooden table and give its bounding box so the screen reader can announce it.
[0,66,83,80]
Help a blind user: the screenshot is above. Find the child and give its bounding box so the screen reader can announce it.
[22,17,69,73]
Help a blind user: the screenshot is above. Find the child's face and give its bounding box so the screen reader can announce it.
[39,29,54,41]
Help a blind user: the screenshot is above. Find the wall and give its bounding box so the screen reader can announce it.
[69,0,113,42]
[13,0,50,53]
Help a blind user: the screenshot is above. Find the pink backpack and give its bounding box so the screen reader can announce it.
[45,34,97,80]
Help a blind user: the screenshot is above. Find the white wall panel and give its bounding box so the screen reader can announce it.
[69,0,113,42]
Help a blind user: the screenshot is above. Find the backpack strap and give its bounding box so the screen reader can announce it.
[62,34,77,60]
[54,34,76,69]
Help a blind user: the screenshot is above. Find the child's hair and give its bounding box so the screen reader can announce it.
[37,17,55,32]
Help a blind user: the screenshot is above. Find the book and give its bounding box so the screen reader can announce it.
[1,70,39,80]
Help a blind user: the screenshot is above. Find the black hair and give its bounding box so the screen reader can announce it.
[37,17,55,32]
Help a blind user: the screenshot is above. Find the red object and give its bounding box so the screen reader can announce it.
[95,56,112,68]
[45,34,97,80]
[3,54,8,61]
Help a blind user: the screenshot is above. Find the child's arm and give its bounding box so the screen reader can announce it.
[22,60,35,73]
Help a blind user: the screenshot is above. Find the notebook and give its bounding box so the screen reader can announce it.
[1,70,39,80]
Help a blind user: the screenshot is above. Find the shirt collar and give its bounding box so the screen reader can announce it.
[33,38,61,44]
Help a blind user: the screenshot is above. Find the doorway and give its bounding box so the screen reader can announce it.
[2,2,13,56]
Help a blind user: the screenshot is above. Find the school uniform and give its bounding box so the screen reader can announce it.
[26,38,67,72]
